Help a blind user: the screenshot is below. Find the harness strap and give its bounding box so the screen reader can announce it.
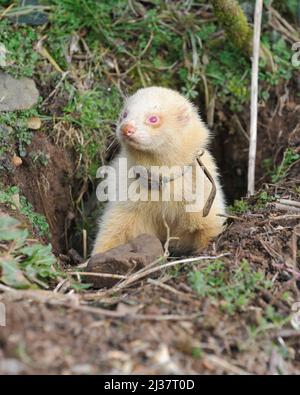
[133,150,216,217]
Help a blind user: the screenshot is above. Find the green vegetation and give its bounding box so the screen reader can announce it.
[0,0,298,292]
[0,108,40,162]
[0,213,91,290]
[271,148,300,183]
[255,190,278,208]
[0,1,298,373]
[0,214,59,289]
[0,0,298,177]
[0,185,50,237]
[229,198,249,214]
[211,0,253,56]
[191,346,203,359]
[61,85,122,177]
[188,259,272,314]
[0,19,39,77]
[263,148,300,184]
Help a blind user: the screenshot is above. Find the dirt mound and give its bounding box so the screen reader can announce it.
[8,133,75,252]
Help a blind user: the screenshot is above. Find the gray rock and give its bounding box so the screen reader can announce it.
[0,72,39,112]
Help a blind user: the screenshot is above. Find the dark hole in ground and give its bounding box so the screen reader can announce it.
[212,126,248,204]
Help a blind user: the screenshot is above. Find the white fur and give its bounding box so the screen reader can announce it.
[93,87,226,255]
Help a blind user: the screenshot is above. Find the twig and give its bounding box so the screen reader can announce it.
[162,213,179,257]
[266,214,300,222]
[111,253,229,292]
[248,0,263,196]
[218,213,242,221]
[36,36,64,74]
[267,203,300,214]
[68,271,127,280]
[0,3,14,19]
[147,278,193,301]
[53,278,69,293]
[278,199,300,209]
[82,229,87,260]
[204,355,252,375]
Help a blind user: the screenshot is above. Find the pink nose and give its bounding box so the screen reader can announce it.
[121,122,136,136]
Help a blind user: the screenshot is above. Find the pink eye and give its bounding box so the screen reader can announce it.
[148,115,159,124]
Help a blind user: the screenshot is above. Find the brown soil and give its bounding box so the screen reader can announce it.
[1,75,300,376]
[1,193,300,374]
[6,132,75,253]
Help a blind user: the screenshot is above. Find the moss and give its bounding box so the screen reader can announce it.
[212,0,253,56]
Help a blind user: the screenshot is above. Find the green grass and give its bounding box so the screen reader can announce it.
[60,84,122,177]
[188,259,272,314]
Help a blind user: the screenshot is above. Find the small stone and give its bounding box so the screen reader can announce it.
[27,116,42,130]
[12,155,23,167]
[0,72,39,112]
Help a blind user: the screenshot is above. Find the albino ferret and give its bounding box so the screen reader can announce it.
[93,87,226,255]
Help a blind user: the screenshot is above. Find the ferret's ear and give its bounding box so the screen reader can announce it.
[176,105,191,124]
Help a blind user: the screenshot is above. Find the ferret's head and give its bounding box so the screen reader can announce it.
[116,87,209,160]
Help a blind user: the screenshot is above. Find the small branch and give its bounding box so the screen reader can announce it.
[82,229,87,260]
[204,355,252,375]
[247,0,263,196]
[111,253,229,292]
[68,271,127,280]
[267,203,300,214]
[162,213,179,257]
[147,278,193,301]
[278,199,300,209]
